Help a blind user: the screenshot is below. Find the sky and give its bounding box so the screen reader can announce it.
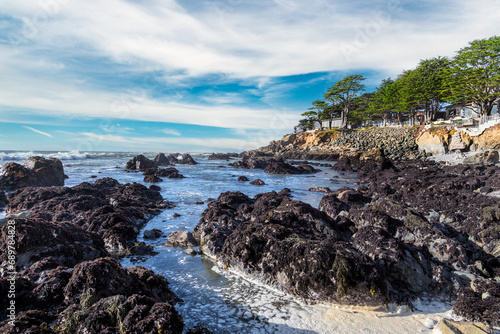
[0,0,499,152]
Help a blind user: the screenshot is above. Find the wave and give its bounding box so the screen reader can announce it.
[0,151,136,161]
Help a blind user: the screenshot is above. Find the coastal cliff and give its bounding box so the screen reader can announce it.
[249,124,500,160]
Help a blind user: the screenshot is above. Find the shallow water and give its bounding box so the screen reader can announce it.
[0,151,453,333]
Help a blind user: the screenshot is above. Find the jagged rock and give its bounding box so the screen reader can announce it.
[237,176,249,182]
[448,131,467,151]
[166,230,199,247]
[128,241,158,256]
[144,228,164,239]
[125,155,157,171]
[194,190,387,307]
[6,178,167,252]
[250,179,265,186]
[154,153,172,166]
[143,167,185,179]
[0,218,108,272]
[463,151,499,165]
[158,153,197,165]
[0,156,65,191]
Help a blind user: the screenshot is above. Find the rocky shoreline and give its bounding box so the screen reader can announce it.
[1,140,499,332]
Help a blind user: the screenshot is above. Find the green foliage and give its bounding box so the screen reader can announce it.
[324,74,366,129]
[442,36,500,117]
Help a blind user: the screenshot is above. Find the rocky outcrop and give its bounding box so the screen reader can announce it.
[143,167,185,179]
[208,153,239,160]
[155,153,197,166]
[194,190,388,307]
[264,161,319,174]
[5,178,168,252]
[249,179,265,186]
[0,156,65,191]
[229,156,282,169]
[0,258,184,333]
[125,154,157,171]
[332,148,394,172]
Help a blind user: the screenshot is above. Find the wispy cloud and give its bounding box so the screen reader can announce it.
[22,126,54,138]
[161,128,181,136]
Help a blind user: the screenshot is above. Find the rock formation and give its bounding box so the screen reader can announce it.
[0,156,65,191]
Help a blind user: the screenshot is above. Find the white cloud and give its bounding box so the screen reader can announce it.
[161,128,181,136]
[22,126,54,138]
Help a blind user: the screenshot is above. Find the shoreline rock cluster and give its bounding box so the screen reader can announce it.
[194,150,500,327]
[0,157,188,333]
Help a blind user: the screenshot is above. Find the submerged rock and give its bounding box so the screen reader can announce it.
[0,156,65,191]
[144,228,164,239]
[237,176,249,182]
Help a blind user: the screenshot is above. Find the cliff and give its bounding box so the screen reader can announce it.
[250,124,500,160]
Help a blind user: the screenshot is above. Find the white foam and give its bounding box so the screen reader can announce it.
[0,151,88,161]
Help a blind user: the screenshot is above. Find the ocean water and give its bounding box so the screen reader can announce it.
[0,151,452,333]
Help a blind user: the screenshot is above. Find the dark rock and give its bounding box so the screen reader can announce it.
[125,154,157,171]
[264,161,319,174]
[229,156,283,169]
[0,156,65,191]
[194,190,387,307]
[452,279,500,327]
[237,176,249,182]
[128,241,158,256]
[144,228,164,239]
[154,153,172,166]
[250,179,265,186]
[149,185,161,191]
[0,191,6,209]
[6,177,166,252]
[0,218,108,272]
[173,213,181,218]
[193,201,205,205]
[144,175,163,183]
[208,153,238,160]
[166,230,199,247]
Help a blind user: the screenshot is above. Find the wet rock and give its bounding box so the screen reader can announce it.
[194,190,387,307]
[208,153,238,160]
[0,156,65,191]
[229,156,282,169]
[158,153,197,165]
[6,178,166,252]
[125,154,157,171]
[0,218,108,272]
[463,151,499,165]
[250,179,265,186]
[318,193,349,219]
[128,241,158,256]
[154,153,173,166]
[144,167,185,179]
[237,176,249,182]
[166,230,199,247]
[452,279,500,327]
[173,213,181,218]
[149,185,161,191]
[264,161,319,174]
[144,228,164,239]
[144,175,163,183]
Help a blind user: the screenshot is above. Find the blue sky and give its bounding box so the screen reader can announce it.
[1,0,499,152]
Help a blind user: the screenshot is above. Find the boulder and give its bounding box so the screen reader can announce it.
[158,153,197,165]
[249,179,265,186]
[144,228,164,239]
[308,187,331,193]
[229,156,282,169]
[144,175,163,183]
[237,176,249,182]
[166,230,199,247]
[125,155,157,171]
[463,151,499,165]
[154,153,172,166]
[0,156,65,191]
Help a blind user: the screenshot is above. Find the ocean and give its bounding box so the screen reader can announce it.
[0,151,452,333]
